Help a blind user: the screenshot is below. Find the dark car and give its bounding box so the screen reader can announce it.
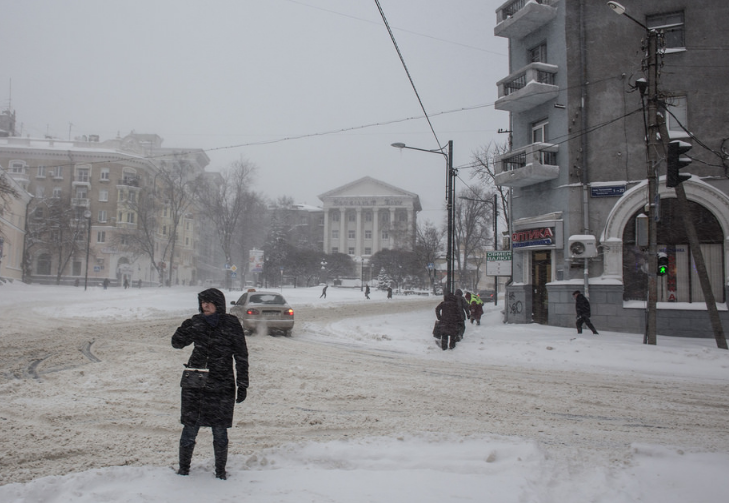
[478,289,496,303]
[230,290,294,336]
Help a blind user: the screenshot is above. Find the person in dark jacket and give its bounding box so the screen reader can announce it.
[454,289,470,340]
[435,291,465,350]
[171,288,249,480]
[365,285,370,300]
[573,290,599,334]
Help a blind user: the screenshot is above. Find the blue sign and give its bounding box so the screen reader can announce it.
[591,185,625,197]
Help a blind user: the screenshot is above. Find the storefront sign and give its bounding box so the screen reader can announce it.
[512,227,555,248]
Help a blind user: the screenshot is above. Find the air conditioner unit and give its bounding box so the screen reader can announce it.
[568,235,598,259]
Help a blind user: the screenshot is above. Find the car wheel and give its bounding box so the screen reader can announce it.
[284,329,292,337]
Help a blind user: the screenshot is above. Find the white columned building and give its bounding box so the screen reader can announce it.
[318,176,421,257]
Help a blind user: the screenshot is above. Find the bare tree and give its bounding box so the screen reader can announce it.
[415,220,444,293]
[472,141,511,226]
[117,185,164,284]
[195,158,257,289]
[453,186,493,290]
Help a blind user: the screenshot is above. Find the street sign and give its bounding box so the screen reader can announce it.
[231,272,237,278]
[486,251,512,276]
[231,265,237,272]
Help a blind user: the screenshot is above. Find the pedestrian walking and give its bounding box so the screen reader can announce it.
[467,292,484,325]
[171,288,249,480]
[320,285,328,298]
[454,289,469,340]
[103,278,110,290]
[387,286,393,299]
[123,278,129,289]
[573,290,599,334]
[364,285,370,300]
[435,291,464,350]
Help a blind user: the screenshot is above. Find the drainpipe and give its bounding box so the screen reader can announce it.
[580,0,590,299]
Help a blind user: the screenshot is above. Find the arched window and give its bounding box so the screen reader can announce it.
[622,199,724,302]
[37,253,52,275]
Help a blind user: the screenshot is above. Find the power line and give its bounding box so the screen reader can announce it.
[373,0,441,149]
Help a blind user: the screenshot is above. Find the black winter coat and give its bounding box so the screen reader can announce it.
[575,293,591,318]
[435,293,464,336]
[172,288,249,428]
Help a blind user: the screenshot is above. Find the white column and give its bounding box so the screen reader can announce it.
[372,208,380,253]
[339,208,346,254]
[322,209,330,253]
[356,207,362,256]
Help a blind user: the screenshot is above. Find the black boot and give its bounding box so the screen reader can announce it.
[178,442,195,476]
[214,441,228,480]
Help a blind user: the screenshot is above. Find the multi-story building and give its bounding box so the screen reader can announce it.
[0,165,31,282]
[318,176,421,258]
[493,0,729,336]
[0,130,210,286]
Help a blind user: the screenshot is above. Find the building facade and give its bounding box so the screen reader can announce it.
[318,176,421,258]
[0,131,210,286]
[0,166,31,282]
[493,0,729,336]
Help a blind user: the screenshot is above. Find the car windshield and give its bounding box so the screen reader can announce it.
[249,294,286,305]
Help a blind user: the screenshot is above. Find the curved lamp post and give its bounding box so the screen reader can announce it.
[391,140,455,294]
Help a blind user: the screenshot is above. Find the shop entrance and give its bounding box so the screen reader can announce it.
[531,250,551,324]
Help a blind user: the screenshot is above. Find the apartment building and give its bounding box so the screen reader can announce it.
[493,0,729,336]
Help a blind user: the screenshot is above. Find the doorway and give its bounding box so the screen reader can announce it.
[531,250,551,324]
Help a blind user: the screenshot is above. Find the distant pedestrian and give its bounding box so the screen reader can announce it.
[103,278,110,290]
[435,291,464,350]
[573,290,598,334]
[364,285,370,300]
[124,278,129,289]
[387,287,392,299]
[320,285,328,298]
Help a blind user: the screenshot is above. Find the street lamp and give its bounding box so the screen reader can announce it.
[607,1,659,345]
[391,140,456,294]
[83,209,92,291]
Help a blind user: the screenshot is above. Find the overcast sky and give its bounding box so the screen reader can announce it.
[2,0,509,224]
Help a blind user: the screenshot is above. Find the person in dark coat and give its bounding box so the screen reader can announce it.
[320,285,328,298]
[435,291,464,350]
[387,286,393,299]
[364,285,370,299]
[454,289,470,340]
[171,288,249,480]
[573,290,599,334]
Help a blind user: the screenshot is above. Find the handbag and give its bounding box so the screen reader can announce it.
[180,368,209,388]
[432,320,441,338]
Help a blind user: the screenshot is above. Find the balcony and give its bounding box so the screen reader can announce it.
[494,142,560,188]
[72,177,90,187]
[494,0,558,39]
[117,176,140,188]
[71,198,90,207]
[495,62,559,113]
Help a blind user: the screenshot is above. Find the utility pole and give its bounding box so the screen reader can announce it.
[644,30,659,345]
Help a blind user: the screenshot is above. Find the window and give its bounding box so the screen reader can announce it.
[36,166,47,178]
[365,212,372,222]
[647,11,684,49]
[332,212,340,222]
[127,212,135,224]
[34,207,44,219]
[331,247,338,253]
[120,235,129,245]
[382,231,389,240]
[348,212,356,222]
[35,186,45,198]
[665,96,688,137]
[119,211,123,222]
[163,225,167,235]
[398,212,407,222]
[532,119,548,143]
[186,237,190,246]
[97,231,106,243]
[52,187,62,198]
[364,247,372,255]
[37,254,52,275]
[10,161,25,174]
[53,166,63,179]
[76,167,90,183]
[100,169,110,181]
[75,187,87,199]
[348,247,355,255]
[528,42,547,63]
[98,210,107,223]
[348,230,355,239]
[365,230,372,239]
[128,191,137,203]
[99,190,109,202]
[332,229,339,239]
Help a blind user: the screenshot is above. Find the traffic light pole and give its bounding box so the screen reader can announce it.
[645,30,659,345]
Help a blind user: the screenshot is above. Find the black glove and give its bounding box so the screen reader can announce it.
[236,387,247,403]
